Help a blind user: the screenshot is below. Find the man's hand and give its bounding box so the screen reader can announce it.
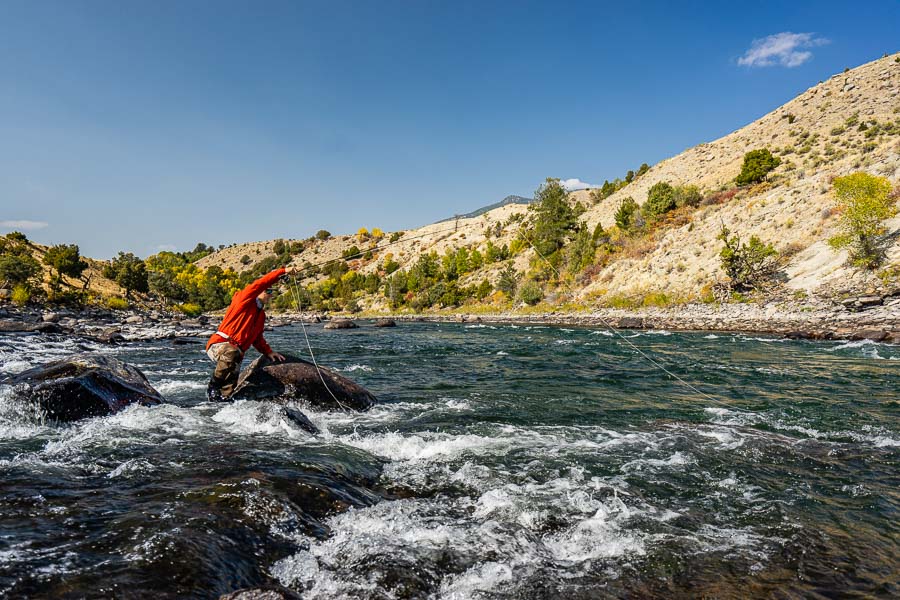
[267,352,286,362]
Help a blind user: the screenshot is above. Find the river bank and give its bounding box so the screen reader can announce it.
[1,293,899,345]
[389,298,900,344]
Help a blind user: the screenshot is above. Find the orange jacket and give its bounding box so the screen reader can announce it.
[206,268,285,356]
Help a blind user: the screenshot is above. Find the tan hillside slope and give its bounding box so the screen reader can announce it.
[197,53,899,308]
[571,53,900,300]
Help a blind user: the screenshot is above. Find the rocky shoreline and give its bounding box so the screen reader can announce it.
[389,296,900,345]
[1,294,898,345]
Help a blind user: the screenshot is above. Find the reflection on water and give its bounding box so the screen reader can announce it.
[1,323,898,598]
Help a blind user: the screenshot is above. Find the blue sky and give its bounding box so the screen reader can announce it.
[1,1,897,258]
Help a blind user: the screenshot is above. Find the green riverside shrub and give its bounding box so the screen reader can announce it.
[518,281,543,305]
[643,182,677,220]
[736,149,780,186]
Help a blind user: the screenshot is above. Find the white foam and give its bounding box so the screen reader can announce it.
[341,364,372,372]
[153,379,206,395]
[107,458,155,479]
[211,400,314,438]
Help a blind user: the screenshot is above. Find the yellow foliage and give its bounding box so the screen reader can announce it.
[11,285,30,306]
[370,227,384,240]
[175,302,203,317]
[357,227,369,240]
[106,297,129,310]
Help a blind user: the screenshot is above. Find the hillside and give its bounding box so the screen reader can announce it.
[199,54,900,312]
[0,240,126,303]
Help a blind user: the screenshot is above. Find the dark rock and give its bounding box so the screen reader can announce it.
[324,318,358,330]
[283,406,319,434]
[172,337,202,345]
[786,330,829,340]
[617,317,644,329]
[30,322,64,334]
[374,318,396,327]
[849,329,888,342]
[0,319,31,333]
[1,354,164,422]
[220,586,303,600]
[95,328,126,345]
[233,354,377,411]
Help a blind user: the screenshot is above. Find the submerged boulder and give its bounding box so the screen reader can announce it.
[374,318,396,327]
[233,354,377,411]
[1,354,164,422]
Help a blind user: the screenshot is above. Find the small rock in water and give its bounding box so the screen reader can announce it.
[617,317,644,329]
[849,329,888,342]
[324,318,358,330]
[374,318,396,327]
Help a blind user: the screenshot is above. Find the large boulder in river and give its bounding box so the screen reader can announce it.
[233,354,376,411]
[1,354,164,422]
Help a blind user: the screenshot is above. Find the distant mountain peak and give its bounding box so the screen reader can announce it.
[439,194,535,223]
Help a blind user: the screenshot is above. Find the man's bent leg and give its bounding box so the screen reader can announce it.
[207,343,243,401]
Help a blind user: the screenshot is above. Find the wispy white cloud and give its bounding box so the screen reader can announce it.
[0,219,49,230]
[560,178,594,191]
[738,32,829,68]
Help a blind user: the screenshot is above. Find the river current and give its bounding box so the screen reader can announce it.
[0,322,898,599]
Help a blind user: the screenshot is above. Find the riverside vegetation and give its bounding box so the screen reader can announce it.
[2,54,899,331]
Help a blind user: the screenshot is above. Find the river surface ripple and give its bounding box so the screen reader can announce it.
[1,322,898,599]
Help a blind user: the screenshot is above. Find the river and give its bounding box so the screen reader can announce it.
[1,322,898,598]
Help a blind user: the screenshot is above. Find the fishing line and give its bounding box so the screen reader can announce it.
[285,275,352,412]
[519,231,736,410]
[274,220,474,414]
[281,214,735,411]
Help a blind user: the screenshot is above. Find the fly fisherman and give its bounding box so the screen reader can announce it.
[205,267,295,402]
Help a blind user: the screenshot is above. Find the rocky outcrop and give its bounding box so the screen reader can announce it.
[233,354,377,411]
[1,354,164,422]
